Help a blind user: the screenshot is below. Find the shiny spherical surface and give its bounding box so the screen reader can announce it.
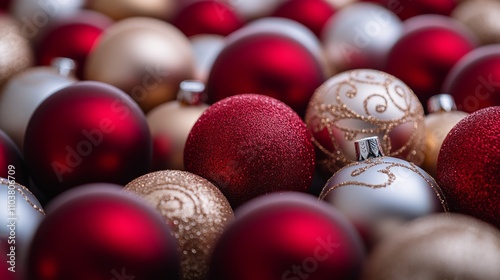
[437,106,500,227]
[363,213,500,280]
[363,0,456,20]
[24,81,151,200]
[10,0,84,24]
[190,34,225,82]
[305,69,425,175]
[209,192,365,280]
[125,170,234,280]
[27,184,180,280]
[87,0,177,20]
[452,0,500,45]
[0,130,29,186]
[184,94,315,208]
[442,45,500,113]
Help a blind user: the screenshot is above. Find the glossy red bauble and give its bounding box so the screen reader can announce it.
[363,0,456,20]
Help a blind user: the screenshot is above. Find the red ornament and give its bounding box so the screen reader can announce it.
[0,252,17,280]
[363,0,456,20]
[171,0,243,37]
[27,184,180,280]
[385,15,477,107]
[209,192,365,280]
[442,45,500,113]
[271,0,336,38]
[206,28,325,116]
[437,106,500,228]
[0,130,29,186]
[184,94,315,208]
[35,10,112,79]
[24,81,151,200]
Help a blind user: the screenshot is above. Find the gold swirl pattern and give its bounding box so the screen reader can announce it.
[306,69,425,174]
[0,177,45,215]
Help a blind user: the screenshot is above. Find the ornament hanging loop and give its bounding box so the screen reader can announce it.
[355,136,384,161]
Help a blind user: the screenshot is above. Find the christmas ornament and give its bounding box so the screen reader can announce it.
[147,80,208,171]
[271,0,336,38]
[363,213,500,280]
[0,15,33,87]
[221,0,283,20]
[0,252,17,280]
[87,0,177,21]
[0,59,77,150]
[190,34,225,82]
[10,0,84,30]
[184,94,315,208]
[322,2,403,71]
[206,19,326,115]
[35,10,112,79]
[453,0,500,45]
[0,130,29,186]
[23,81,151,200]
[27,184,180,280]
[363,0,456,20]
[421,94,468,178]
[125,170,234,280]
[320,137,447,247]
[172,0,243,37]
[209,192,365,280]
[305,69,425,175]
[437,106,500,227]
[385,15,477,106]
[442,45,500,113]
[85,17,195,112]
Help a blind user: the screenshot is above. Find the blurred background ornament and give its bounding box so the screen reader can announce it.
[442,45,500,113]
[0,15,33,87]
[85,17,195,113]
[362,213,500,280]
[27,184,180,280]
[125,170,234,280]
[0,130,30,186]
[385,15,477,107]
[305,69,425,176]
[147,80,209,171]
[322,2,403,71]
[24,81,151,200]
[172,0,243,37]
[320,137,447,247]
[421,94,468,178]
[209,192,365,280]
[221,0,284,21]
[362,0,456,20]
[87,0,177,21]
[184,94,315,208]
[0,58,77,150]
[190,34,225,82]
[452,0,500,45]
[437,106,500,227]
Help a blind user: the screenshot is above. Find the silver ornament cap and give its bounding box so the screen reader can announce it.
[51,57,76,77]
[177,80,205,105]
[355,136,384,161]
[427,94,457,113]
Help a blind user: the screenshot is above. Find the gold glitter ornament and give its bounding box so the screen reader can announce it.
[124,170,234,280]
[452,0,500,45]
[305,69,425,175]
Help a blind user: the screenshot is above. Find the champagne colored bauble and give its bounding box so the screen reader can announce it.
[0,62,77,150]
[147,81,208,171]
[452,0,500,45]
[0,16,33,87]
[209,192,365,280]
[190,34,225,82]
[184,94,315,208]
[85,17,195,112]
[125,170,234,280]
[363,213,500,280]
[87,0,177,21]
[385,15,477,106]
[0,129,29,186]
[322,2,403,71]
[362,0,456,20]
[24,81,151,200]
[27,184,180,280]
[305,69,425,175]
[421,94,468,178]
[442,45,500,113]
[320,137,447,247]
[10,0,84,27]
[437,106,500,227]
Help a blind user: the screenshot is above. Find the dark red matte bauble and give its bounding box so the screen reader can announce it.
[363,0,456,20]
[0,129,29,186]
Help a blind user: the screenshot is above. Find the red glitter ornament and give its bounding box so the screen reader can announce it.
[442,45,500,113]
[385,15,477,107]
[437,106,500,228]
[0,129,29,186]
[363,0,456,20]
[24,81,151,200]
[184,94,315,208]
[209,192,365,280]
[171,0,243,37]
[27,184,180,280]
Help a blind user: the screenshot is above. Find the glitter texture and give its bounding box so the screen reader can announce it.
[184,94,316,208]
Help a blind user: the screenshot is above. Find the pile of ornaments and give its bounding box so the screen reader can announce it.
[1,0,500,279]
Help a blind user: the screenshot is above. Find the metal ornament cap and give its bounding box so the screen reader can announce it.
[427,94,457,113]
[355,136,384,161]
